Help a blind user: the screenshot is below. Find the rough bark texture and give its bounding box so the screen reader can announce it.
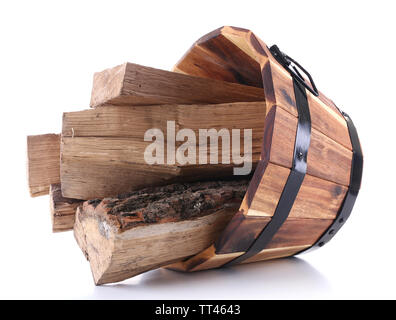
[163,25,357,272]
[74,179,248,285]
[26,26,360,284]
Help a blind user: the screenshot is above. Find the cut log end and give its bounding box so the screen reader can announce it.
[74,179,249,285]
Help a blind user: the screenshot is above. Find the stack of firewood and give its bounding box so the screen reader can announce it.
[27,62,267,285]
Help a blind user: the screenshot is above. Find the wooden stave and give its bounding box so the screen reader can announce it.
[166,26,356,272]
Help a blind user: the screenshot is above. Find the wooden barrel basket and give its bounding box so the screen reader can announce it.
[164,26,363,272]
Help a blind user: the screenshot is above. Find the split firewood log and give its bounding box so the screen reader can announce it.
[61,102,266,200]
[27,134,60,197]
[50,184,83,232]
[74,179,248,285]
[90,63,264,107]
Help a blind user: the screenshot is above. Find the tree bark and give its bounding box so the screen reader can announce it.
[74,179,248,285]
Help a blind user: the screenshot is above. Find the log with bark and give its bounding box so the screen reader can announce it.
[25,26,362,287]
[74,179,248,285]
[160,25,360,272]
[27,65,267,232]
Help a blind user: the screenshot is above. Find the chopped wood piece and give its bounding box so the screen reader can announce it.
[74,179,248,285]
[61,102,266,200]
[90,63,265,107]
[50,184,83,232]
[27,134,60,197]
[27,26,360,282]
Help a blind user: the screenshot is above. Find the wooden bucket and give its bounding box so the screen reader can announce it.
[166,26,363,272]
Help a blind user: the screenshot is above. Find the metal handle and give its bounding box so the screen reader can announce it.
[269,45,319,97]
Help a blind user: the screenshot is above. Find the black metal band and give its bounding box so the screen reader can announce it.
[223,77,312,267]
[298,109,363,254]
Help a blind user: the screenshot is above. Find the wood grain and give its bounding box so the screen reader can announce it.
[173,26,352,150]
[246,162,348,220]
[177,106,348,266]
[174,29,263,87]
[165,243,314,272]
[167,26,355,272]
[61,102,266,200]
[214,210,334,254]
[166,216,331,272]
[264,105,352,186]
[90,62,265,107]
[74,180,247,284]
[266,61,352,150]
[239,107,348,221]
[27,26,359,278]
[61,156,180,200]
[165,245,243,272]
[50,183,83,232]
[241,245,310,264]
[27,134,60,197]
[63,103,266,142]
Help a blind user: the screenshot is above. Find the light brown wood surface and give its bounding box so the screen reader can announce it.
[174,26,352,150]
[164,26,354,272]
[61,102,266,200]
[27,134,60,197]
[26,26,358,281]
[90,63,265,107]
[74,180,247,284]
[50,183,83,232]
[166,100,350,272]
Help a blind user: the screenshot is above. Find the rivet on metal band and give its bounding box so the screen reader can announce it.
[298,108,363,254]
[222,46,312,266]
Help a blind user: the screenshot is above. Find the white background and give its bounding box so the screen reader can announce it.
[0,0,395,299]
